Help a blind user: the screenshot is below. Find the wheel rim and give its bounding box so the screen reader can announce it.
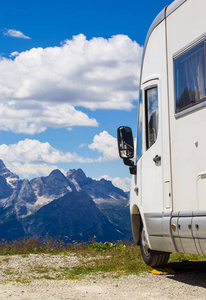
[141,227,150,257]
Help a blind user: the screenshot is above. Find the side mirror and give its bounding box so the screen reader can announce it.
[117,126,136,175]
[117,126,134,159]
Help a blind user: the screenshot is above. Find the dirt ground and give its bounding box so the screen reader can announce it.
[0,271,206,300]
[0,254,206,299]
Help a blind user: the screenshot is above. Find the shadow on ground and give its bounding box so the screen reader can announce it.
[167,261,206,288]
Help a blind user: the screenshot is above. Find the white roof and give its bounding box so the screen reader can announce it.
[145,0,187,47]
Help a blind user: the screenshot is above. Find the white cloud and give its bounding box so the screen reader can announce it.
[0,131,131,178]
[0,34,142,134]
[3,29,31,39]
[88,131,119,162]
[0,138,93,164]
[9,162,63,179]
[112,177,131,192]
[9,51,20,57]
[0,102,97,134]
[100,175,131,192]
[0,139,93,178]
[0,132,123,178]
[79,143,86,148]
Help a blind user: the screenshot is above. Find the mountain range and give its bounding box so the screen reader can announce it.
[0,160,131,242]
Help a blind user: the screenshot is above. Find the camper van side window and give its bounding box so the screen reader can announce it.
[137,91,143,160]
[145,87,159,149]
[174,40,206,114]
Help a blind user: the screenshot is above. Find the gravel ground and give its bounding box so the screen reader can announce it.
[0,254,206,300]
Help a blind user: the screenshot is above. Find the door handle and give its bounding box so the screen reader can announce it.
[153,155,161,164]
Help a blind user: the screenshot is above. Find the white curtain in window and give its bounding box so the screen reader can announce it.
[175,41,206,113]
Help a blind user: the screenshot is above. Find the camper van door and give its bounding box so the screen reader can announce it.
[141,80,165,240]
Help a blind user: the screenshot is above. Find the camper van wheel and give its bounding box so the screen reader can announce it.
[140,226,170,267]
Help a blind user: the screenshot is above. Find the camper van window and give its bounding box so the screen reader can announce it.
[137,91,143,160]
[145,87,159,149]
[174,39,206,114]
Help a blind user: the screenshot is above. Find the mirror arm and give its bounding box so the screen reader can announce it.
[123,158,137,175]
[129,165,137,175]
[123,158,134,166]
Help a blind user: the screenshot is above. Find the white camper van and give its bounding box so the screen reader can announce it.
[117,0,206,267]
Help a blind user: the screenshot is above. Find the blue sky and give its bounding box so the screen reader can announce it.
[0,0,173,191]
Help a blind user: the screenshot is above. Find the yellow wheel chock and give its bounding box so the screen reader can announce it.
[148,266,175,275]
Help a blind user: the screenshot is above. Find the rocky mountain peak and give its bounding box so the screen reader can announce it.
[0,159,19,180]
[67,170,128,200]
[45,169,71,189]
[66,168,87,184]
[30,168,75,199]
[0,160,6,169]
[0,160,131,241]
[49,169,65,178]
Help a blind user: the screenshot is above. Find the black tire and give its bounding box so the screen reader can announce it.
[140,226,170,267]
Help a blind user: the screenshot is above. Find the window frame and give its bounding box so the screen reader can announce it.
[145,85,159,150]
[136,90,143,161]
[174,34,206,118]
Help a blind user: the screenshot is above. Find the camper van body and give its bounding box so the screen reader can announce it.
[118,0,206,266]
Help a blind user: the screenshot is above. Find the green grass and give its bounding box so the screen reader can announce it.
[0,236,68,255]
